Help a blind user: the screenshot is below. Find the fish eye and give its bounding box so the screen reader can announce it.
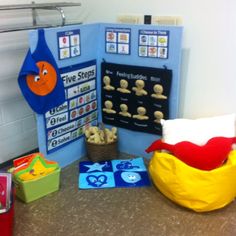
[128,175,136,180]
[34,75,40,82]
[42,69,48,76]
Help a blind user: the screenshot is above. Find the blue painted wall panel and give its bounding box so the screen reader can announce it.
[28,23,182,167]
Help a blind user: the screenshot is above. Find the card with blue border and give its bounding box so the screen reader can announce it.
[78,157,151,189]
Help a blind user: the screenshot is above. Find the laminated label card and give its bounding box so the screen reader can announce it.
[105,27,131,55]
[44,60,98,153]
[57,29,81,60]
[138,29,169,59]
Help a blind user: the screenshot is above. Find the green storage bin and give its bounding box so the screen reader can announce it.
[13,168,61,203]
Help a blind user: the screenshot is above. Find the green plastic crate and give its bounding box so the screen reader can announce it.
[13,168,61,203]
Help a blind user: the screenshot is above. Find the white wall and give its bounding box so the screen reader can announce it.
[80,0,236,118]
[0,0,84,164]
[0,0,235,163]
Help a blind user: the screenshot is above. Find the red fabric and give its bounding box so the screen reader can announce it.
[146,137,236,170]
[0,203,14,236]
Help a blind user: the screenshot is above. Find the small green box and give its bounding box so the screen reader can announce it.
[13,168,61,203]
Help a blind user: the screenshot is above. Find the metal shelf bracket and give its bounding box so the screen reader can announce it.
[0,1,81,33]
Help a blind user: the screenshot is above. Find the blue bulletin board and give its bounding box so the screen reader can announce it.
[28,23,182,167]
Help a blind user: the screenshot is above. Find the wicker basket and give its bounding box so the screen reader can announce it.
[85,123,118,162]
[86,140,118,162]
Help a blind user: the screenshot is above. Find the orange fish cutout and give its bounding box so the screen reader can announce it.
[26,61,57,96]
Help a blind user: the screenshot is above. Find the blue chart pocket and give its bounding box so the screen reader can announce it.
[18,29,65,114]
[78,157,151,189]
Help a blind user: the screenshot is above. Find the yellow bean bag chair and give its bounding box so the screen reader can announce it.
[149,150,236,212]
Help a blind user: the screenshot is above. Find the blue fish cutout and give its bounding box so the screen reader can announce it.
[18,29,65,114]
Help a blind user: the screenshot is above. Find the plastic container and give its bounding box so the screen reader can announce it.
[13,168,61,203]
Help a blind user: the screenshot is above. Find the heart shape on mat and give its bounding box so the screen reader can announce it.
[146,137,236,170]
[86,174,107,187]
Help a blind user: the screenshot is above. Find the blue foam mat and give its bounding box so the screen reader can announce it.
[78,157,151,189]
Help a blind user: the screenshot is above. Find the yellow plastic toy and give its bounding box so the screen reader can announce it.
[149,150,236,212]
[13,153,59,181]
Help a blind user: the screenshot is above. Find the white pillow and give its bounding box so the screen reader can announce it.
[161,114,236,145]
